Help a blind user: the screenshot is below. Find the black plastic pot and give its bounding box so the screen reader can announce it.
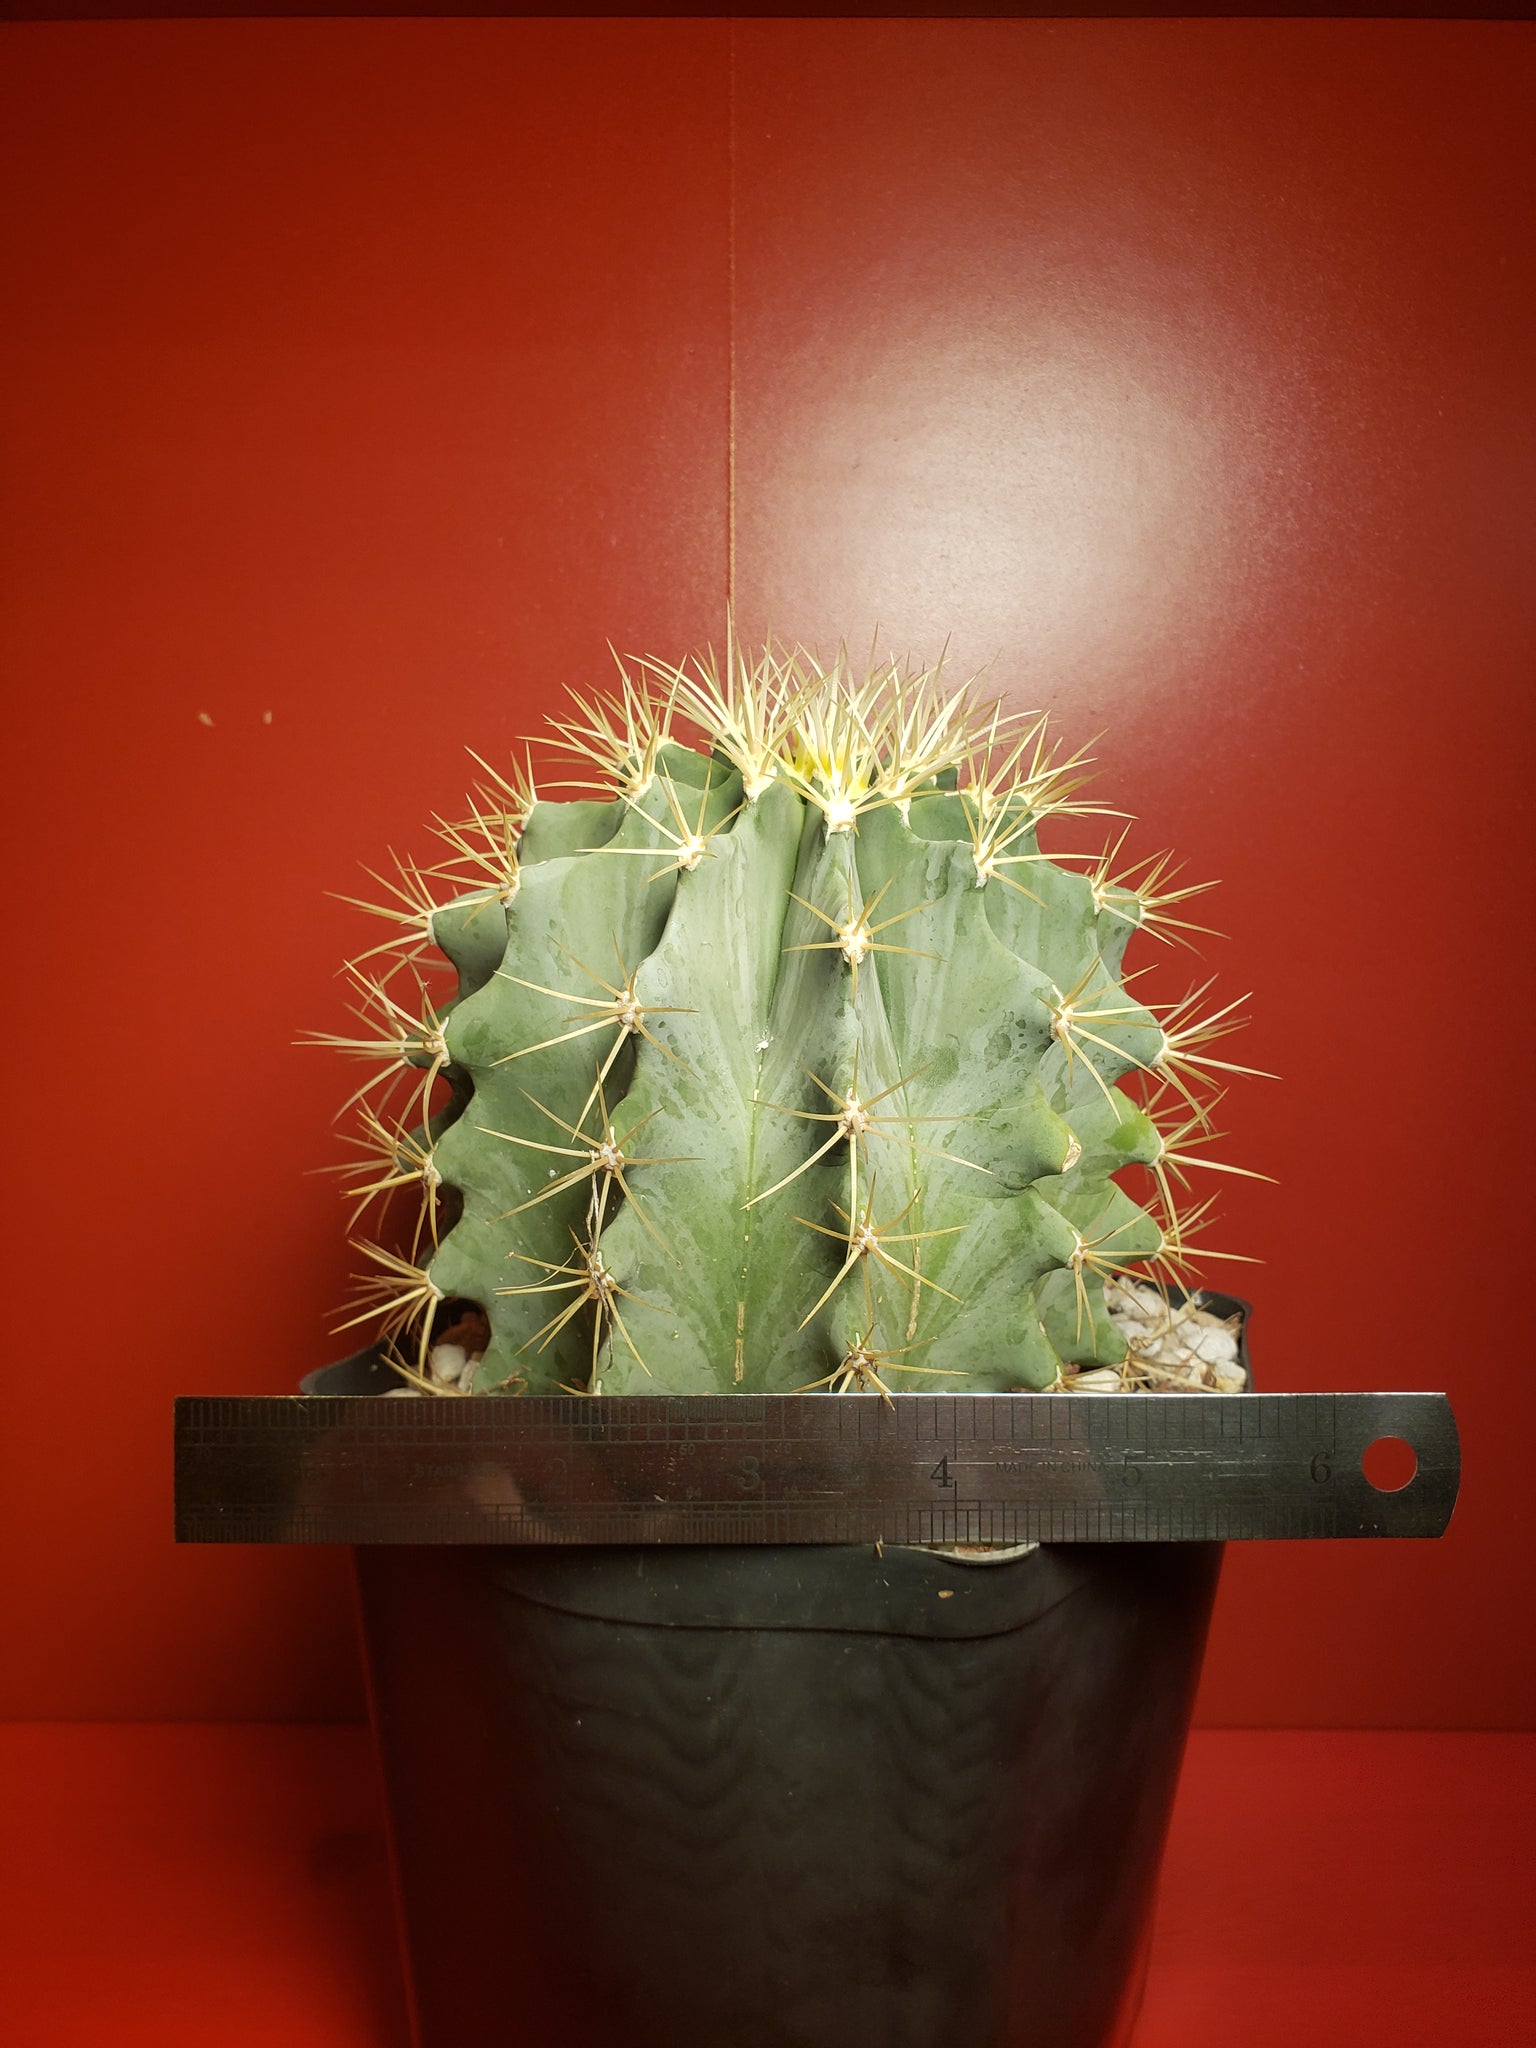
[309,1307,1247,2048]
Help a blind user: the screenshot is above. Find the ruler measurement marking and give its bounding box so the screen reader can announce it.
[173,1394,1458,1544]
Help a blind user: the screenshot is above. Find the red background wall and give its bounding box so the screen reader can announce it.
[2,17,1531,1728]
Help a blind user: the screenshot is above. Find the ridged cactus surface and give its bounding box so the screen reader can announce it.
[315,646,1258,1396]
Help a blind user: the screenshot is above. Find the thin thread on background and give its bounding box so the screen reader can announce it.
[727,22,738,621]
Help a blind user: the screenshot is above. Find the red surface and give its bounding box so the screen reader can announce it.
[1,1723,1530,2046]
[2,19,1533,1726]
[730,18,1536,1731]
[0,17,731,1721]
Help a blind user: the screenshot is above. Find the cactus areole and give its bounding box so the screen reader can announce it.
[316,642,1261,1400]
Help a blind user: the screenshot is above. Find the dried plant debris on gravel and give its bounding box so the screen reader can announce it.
[1069,1277,1245,1394]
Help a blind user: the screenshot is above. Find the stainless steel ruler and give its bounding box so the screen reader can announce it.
[174,1392,1459,1546]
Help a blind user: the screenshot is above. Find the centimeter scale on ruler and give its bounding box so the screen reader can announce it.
[174,1391,1460,1546]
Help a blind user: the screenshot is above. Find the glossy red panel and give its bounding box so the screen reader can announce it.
[732,19,1535,1725]
[2,19,1532,1730]
[0,19,730,1716]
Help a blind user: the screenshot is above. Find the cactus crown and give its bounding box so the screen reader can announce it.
[315,640,1263,1397]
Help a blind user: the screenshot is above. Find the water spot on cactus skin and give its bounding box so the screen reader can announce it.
[987,1027,1015,1066]
[912,1043,959,1092]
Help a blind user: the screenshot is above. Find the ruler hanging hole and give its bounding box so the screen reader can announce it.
[1362,1436,1418,1494]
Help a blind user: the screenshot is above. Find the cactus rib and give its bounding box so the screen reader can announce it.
[310,639,1265,1395]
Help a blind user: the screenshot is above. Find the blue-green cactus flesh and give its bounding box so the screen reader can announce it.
[319,647,1249,1396]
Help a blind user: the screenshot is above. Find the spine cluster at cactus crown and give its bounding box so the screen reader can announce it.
[310,640,1268,1398]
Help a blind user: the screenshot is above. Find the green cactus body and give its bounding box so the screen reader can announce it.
[319,646,1253,1395]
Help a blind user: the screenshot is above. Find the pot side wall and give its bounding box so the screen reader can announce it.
[355,1540,1223,2048]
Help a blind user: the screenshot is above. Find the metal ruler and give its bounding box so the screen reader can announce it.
[174,1392,1458,1546]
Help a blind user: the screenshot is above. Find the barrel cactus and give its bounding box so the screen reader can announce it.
[313,641,1261,1396]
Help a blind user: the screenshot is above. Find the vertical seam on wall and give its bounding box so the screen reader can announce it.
[727,19,738,622]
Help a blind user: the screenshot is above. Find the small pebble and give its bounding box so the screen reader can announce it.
[1102,1276,1244,1393]
[1192,1328,1237,1366]
[430,1342,468,1385]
